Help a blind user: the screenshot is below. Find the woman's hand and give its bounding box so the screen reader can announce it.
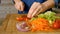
[27,0,55,18]
[27,2,45,18]
[14,1,25,11]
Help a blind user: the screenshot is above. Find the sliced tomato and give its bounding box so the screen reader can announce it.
[16,17,23,21]
[16,16,30,21]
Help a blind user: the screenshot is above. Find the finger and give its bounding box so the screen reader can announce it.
[20,2,25,11]
[28,2,37,15]
[27,2,37,18]
[35,9,42,16]
[36,6,46,16]
[27,2,40,18]
[17,5,21,11]
[15,3,21,10]
[29,2,37,11]
[31,5,42,17]
[18,6,21,11]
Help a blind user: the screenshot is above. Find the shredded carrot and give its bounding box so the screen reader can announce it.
[28,18,53,32]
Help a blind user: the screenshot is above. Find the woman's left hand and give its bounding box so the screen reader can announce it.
[27,2,46,18]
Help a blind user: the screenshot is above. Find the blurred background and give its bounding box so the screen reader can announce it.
[0,0,18,24]
[0,0,60,25]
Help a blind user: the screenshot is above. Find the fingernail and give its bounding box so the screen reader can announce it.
[27,15,31,18]
[27,16,31,18]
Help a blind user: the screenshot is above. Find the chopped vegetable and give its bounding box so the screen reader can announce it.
[30,18,53,32]
[37,11,60,26]
[29,11,60,32]
[52,19,60,29]
[52,22,60,29]
[16,16,29,21]
[16,17,23,21]
[30,17,36,21]
[16,21,30,32]
[16,11,60,32]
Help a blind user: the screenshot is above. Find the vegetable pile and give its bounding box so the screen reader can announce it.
[16,11,60,32]
[30,18,53,32]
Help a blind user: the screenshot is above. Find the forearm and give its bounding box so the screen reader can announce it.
[42,0,55,10]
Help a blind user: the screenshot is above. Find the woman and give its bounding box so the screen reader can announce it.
[13,0,59,18]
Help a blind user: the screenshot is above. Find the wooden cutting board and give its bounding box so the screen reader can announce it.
[0,14,60,34]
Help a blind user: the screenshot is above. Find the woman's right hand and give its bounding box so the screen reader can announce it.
[14,1,25,11]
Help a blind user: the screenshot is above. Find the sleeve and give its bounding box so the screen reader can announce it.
[54,0,58,8]
[12,0,15,4]
[58,0,60,3]
[58,0,60,8]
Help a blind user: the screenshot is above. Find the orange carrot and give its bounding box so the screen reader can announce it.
[28,18,53,32]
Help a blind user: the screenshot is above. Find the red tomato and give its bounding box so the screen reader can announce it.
[52,19,60,29]
[16,16,30,21]
[52,22,60,29]
[55,19,60,23]
[16,17,23,21]
[23,17,28,21]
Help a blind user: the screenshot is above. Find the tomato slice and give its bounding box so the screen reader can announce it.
[16,16,30,21]
[16,17,23,21]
